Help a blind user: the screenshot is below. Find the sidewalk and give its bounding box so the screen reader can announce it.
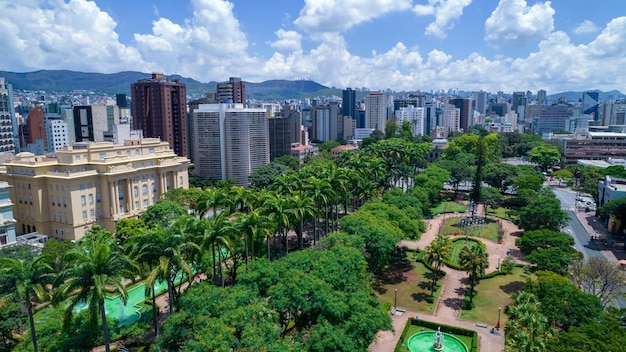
[572,209,624,262]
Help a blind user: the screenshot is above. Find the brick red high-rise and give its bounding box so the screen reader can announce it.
[131,73,188,157]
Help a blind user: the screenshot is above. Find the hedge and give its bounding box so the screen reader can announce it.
[394,318,479,352]
[413,250,447,278]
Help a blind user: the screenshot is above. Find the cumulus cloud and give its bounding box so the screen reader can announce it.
[485,0,554,46]
[268,29,302,51]
[0,0,145,73]
[587,17,626,57]
[412,0,473,38]
[294,0,412,33]
[573,20,599,34]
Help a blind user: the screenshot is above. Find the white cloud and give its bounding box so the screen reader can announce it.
[485,0,554,46]
[412,0,473,38]
[587,17,626,57]
[0,0,145,73]
[294,0,412,33]
[573,20,599,34]
[268,29,302,52]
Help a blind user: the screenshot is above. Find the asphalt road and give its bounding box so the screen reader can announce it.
[553,187,603,260]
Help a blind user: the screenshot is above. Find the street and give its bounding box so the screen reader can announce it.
[553,187,603,259]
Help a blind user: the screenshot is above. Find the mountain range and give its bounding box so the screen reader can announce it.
[0,70,624,102]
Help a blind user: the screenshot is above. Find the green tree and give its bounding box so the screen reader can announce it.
[551,169,573,186]
[424,234,453,296]
[470,135,487,208]
[273,155,301,171]
[528,144,561,172]
[0,301,25,351]
[459,244,488,303]
[234,209,274,267]
[114,217,147,242]
[515,230,575,255]
[55,227,138,352]
[140,198,187,228]
[248,162,289,190]
[385,118,401,139]
[570,256,626,308]
[481,186,504,218]
[0,255,53,352]
[164,187,204,209]
[504,291,554,352]
[483,163,518,193]
[527,247,576,275]
[516,196,569,231]
[41,238,75,273]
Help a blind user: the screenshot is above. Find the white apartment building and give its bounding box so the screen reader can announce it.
[396,106,425,136]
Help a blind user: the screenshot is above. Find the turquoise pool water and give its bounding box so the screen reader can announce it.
[407,331,469,352]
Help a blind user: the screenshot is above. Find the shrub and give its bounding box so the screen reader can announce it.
[426,296,435,304]
[462,300,474,310]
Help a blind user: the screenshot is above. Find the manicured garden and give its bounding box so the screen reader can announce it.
[459,266,529,326]
[441,217,500,242]
[373,250,441,313]
[448,239,483,266]
[395,318,478,352]
[432,201,467,215]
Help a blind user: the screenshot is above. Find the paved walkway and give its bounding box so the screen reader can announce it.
[371,206,524,352]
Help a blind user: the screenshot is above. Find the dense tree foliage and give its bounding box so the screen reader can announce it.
[515,196,569,231]
[248,162,289,190]
[527,144,561,172]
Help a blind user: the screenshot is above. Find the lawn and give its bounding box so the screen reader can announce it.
[432,201,467,215]
[441,217,500,242]
[459,267,529,327]
[486,206,516,221]
[373,250,442,313]
[448,239,482,266]
[395,324,474,352]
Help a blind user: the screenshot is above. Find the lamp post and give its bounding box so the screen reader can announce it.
[496,307,501,331]
[394,289,397,310]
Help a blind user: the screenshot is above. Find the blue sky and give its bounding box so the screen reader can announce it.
[0,0,625,93]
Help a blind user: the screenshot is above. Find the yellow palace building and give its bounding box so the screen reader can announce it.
[0,138,189,241]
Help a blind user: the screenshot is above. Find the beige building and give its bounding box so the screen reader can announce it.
[0,138,189,241]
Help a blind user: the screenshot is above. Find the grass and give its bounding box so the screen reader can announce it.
[432,201,467,215]
[441,217,500,242]
[448,239,482,266]
[373,250,442,313]
[459,267,529,326]
[395,324,474,352]
[486,207,516,221]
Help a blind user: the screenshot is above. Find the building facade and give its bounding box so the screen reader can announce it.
[365,93,386,131]
[217,77,246,104]
[0,181,16,247]
[396,106,425,137]
[0,138,189,241]
[0,78,16,154]
[192,104,269,186]
[131,73,189,157]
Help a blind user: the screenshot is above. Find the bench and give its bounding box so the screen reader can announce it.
[476,322,488,328]
[396,306,407,313]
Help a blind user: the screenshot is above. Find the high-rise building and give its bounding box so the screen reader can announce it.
[512,92,526,122]
[474,91,488,115]
[192,104,269,187]
[365,93,386,130]
[0,78,16,153]
[0,138,189,241]
[342,88,357,120]
[314,102,339,142]
[536,106,574,134]
[451,98,472,132]
[396,106,425,136]
[583,91,600,121]
[131,73,188,157]
[268,116,292,160]
[0,181,16,247]
[281,104,302,145]
[217,77,246,104]
[26,106,46,148]
[537,89,547,105]
[72,105,118,143]
[443,107,461,136]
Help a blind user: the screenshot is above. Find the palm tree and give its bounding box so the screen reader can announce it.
[424,234,453,296]
[234,209,274,267]
[305,176,332,243]
[196,187,233,219]
[0,255,53,352]
[56,227,138,352]
[288,194,316,250]
[198,211,236,287]
[263,193,294,255]
[143,218,197,316]
[505,292,554,352]
[458,244,489,303]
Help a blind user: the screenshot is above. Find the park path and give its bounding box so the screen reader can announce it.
[371,205,525,352]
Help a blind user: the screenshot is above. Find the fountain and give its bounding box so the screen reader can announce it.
[433,327,444,351]
[406,326,469,352]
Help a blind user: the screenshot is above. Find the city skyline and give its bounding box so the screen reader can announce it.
[0,1,624,94]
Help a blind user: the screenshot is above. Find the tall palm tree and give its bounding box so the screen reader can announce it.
[56,227,138,352]
[288,194,316,250]
[263,193,295,255]
[143,218,197,316]
[505,292,554,352]
[234,209,274,267]
[195,187,233,219]
[458,244,489,303]
[424,234,453,296]
[198,211,236,287]
[0,255,53,352]
[305,176,332,244]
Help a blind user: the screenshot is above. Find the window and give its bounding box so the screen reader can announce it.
[53,213,57,222]
[148,147,154,154]
[152,183,156,193]
[143,199,148,207]
[80,184,85,190]
[63,197,67,207]
[18,195,22,203]
[81,195,86,206]
[99,152,106,160]
[142,185,147,195]
[75,155,80,161]
[180,176,183,185]
[89,194,93,204]
[61,230,64,237]
[134,201,139,209]
[135,149,140,156]
[133,186,138,197]
[51,197,55,206]
[87,182,92,188]
[57,196,60,206]
[82,211,87,220]
[97,208,102,217]
[90,209,94,218]
[96,193,101,203]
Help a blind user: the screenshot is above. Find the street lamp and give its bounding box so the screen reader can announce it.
[496,307,501,331]
[394,289,397,310]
